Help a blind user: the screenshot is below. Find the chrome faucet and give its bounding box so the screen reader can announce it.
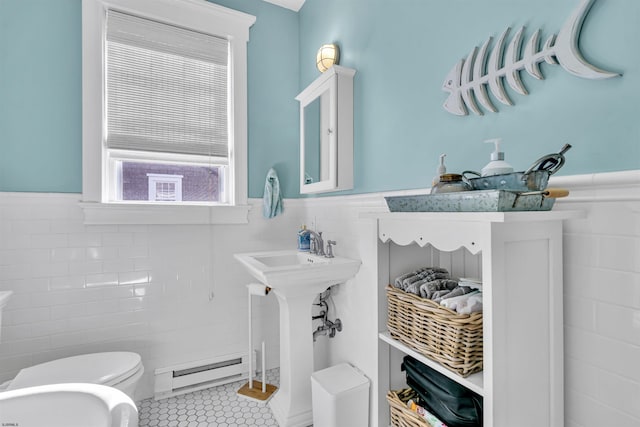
[306,230,324,256]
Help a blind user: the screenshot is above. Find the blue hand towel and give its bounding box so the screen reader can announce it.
[263,167,283,218]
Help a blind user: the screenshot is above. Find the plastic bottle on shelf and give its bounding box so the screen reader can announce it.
[431,154,447,187]
[431,173,471,193]
[481,138,514,177]
[297,225,310,252]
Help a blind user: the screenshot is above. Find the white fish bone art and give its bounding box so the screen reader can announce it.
[442,0,621,116]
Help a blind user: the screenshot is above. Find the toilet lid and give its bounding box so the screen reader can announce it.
[7,352,143,391]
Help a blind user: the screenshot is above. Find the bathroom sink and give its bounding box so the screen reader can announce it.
[234,250,360,296]
[250,251,329,267]
[234,250,361,426]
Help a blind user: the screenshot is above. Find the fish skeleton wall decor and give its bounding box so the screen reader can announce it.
[442,0,621,116]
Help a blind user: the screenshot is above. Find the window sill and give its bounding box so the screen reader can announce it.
[79,202,251,225]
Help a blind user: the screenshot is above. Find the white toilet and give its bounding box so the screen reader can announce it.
[1,293,141,425]
[5,352,144,401]
[0,383,139,427]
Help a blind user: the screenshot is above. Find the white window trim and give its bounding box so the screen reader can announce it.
[81,0,255,224]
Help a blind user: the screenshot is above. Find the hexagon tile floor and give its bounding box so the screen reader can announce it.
[138,368,280,427]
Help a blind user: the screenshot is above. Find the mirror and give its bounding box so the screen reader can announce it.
[303,92,329,186]
[296,65,355,194]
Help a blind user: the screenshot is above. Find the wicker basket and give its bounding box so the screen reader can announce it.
[387,388,432,427]
[386,285,483,377]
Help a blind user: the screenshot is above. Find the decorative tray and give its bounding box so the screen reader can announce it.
[385,190,555,212]
[463,170,550,191]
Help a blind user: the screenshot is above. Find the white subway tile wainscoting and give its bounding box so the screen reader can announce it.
[0,170,639,427]
[0,194,287,400]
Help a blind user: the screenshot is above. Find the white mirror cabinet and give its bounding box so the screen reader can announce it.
[295,65,355,194]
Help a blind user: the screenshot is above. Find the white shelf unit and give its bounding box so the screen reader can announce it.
[366,210,583,427]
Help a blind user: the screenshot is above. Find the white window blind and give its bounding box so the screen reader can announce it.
[105,10,230,158]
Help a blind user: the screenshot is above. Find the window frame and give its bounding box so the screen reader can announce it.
[81,0,255,224]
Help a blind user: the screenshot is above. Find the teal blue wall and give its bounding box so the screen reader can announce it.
[300,0,639,195]
[1,0,638,197]
[212,0,300,199]
[0,0,300,197]
[0,0,82,192]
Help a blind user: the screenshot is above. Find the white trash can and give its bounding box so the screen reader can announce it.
[311,363,370,427]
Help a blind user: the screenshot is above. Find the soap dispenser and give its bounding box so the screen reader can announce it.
[481,138,514,177]
[432,154,447,187]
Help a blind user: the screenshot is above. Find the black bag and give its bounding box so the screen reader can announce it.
[401,356,483,427]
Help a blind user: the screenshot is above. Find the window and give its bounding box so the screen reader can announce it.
[82,0,255,224]
[148,174,183,202]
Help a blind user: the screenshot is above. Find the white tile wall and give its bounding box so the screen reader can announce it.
[561,195,640,426]
[0,170,638,427]
[0,193,297,399]
[542,171,640,427]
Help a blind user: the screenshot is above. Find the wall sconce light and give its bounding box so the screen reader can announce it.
[316,43,340,73]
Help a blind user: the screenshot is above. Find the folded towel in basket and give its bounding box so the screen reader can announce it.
[419,279,459,299]
[430,288,455,300]
[403,271,450,290]
[459,278,483,291]
[440,289,480,311]
[393,268,431,289]
[455,292,483,314]
[434,285,474,303]
[405,277,440,296]
[393,267,448,290]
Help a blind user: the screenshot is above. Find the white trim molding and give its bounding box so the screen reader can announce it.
[549,169,640,203]
[79,202,251,225]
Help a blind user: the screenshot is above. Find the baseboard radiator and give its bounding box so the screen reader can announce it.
[154,351,256,400]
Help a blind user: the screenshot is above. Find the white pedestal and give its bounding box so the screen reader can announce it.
[269,291,316,427]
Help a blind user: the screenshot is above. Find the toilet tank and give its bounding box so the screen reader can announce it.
[311,363,370,427]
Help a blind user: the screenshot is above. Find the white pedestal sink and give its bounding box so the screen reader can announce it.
[234,250,361,427]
